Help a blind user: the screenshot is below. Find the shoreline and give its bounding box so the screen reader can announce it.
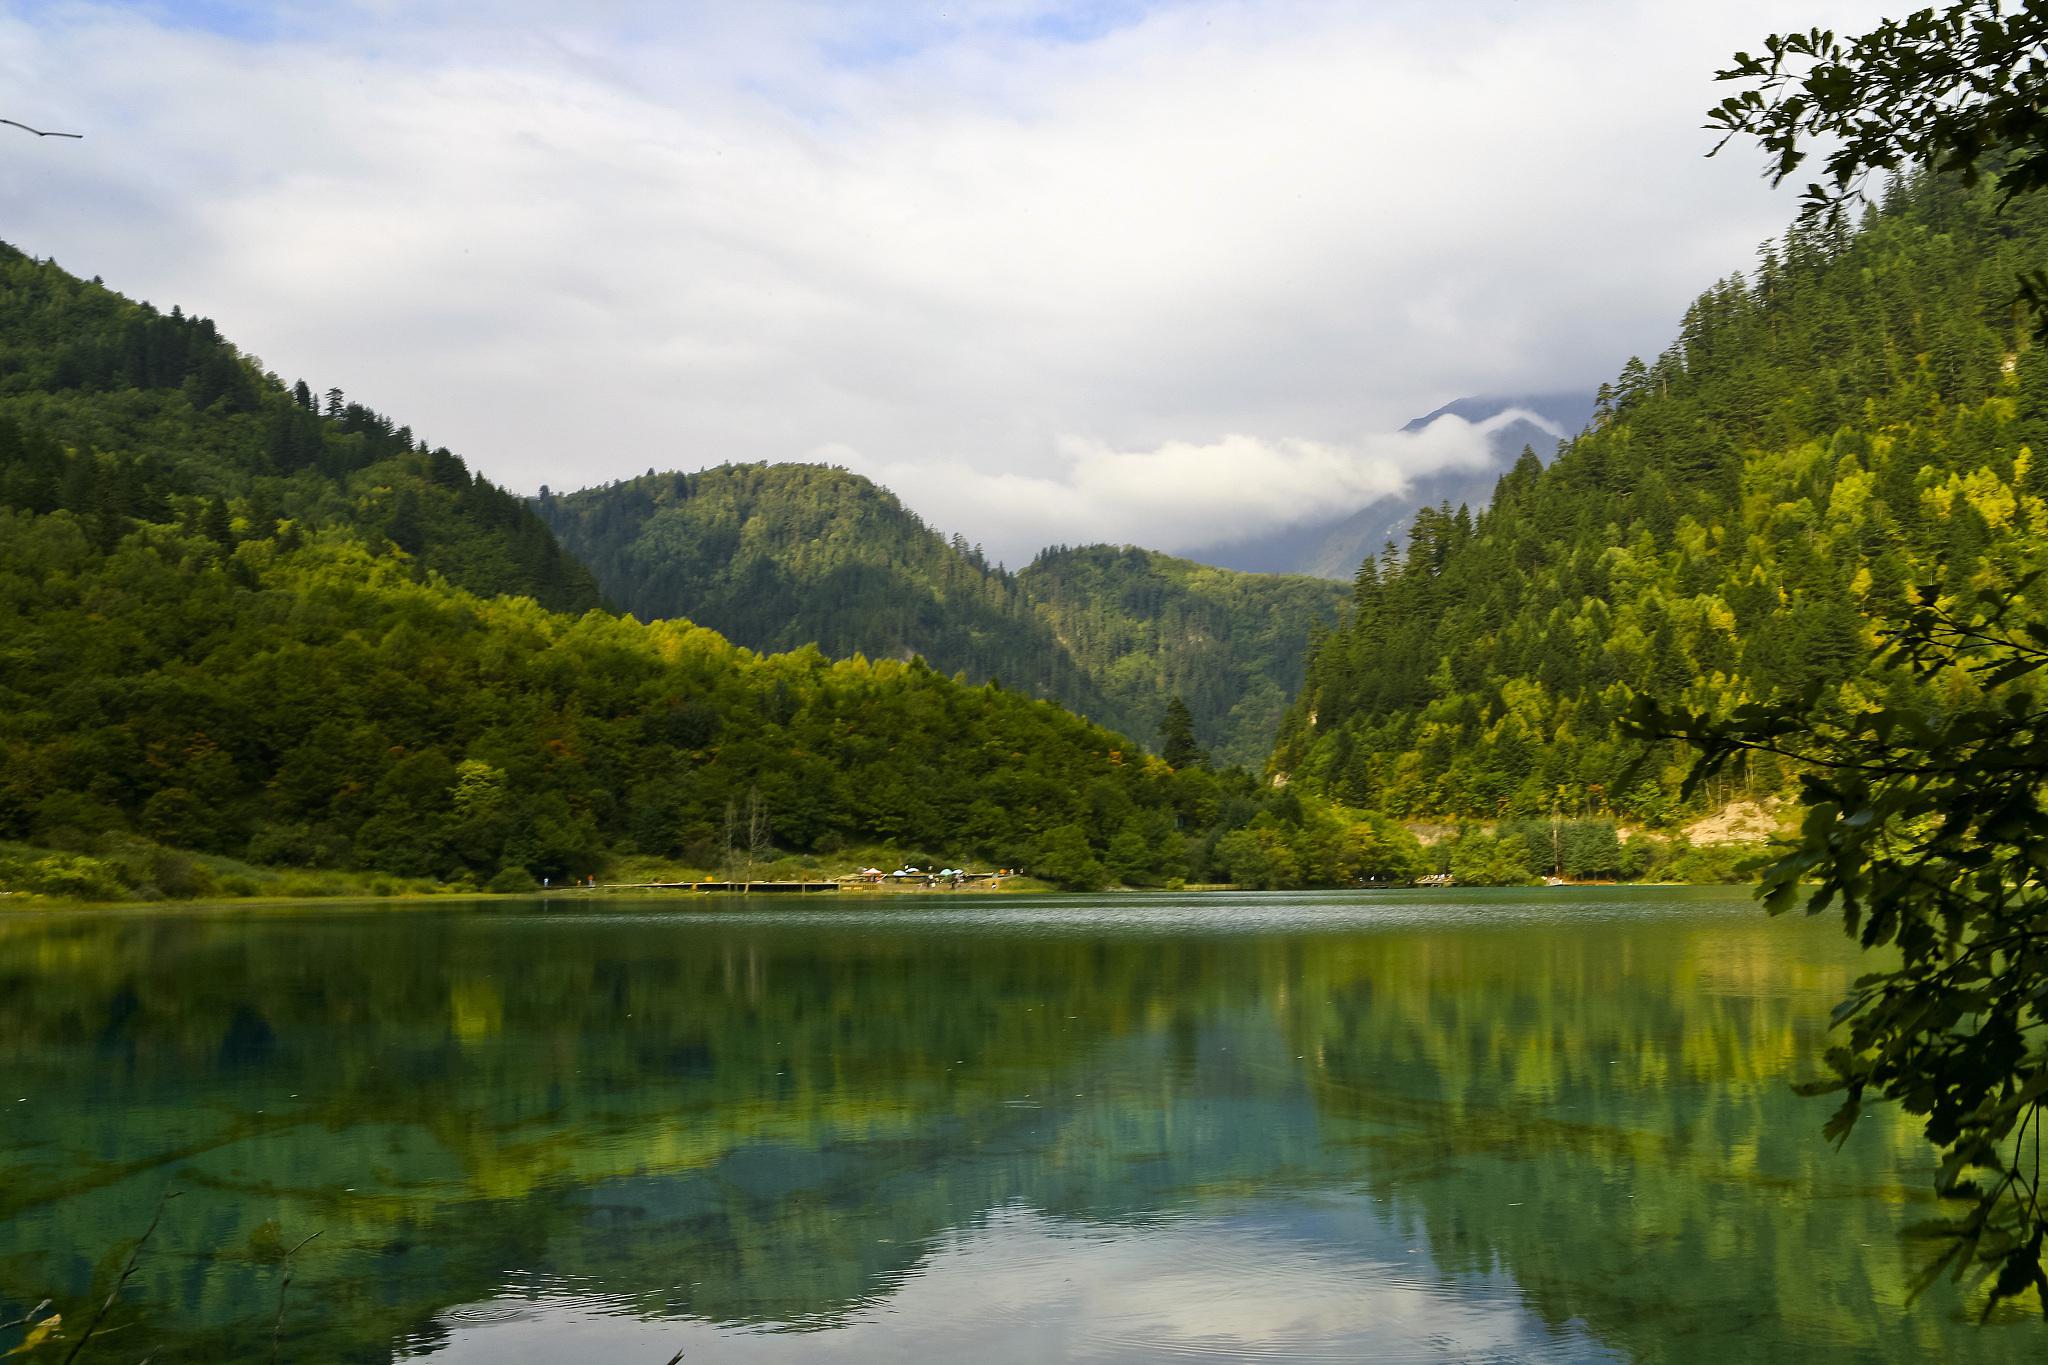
[0,878,1764,916]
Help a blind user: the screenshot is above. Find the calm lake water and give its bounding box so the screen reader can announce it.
[2,888,2043,1363]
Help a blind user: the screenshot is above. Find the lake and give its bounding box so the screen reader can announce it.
[1,888,2042,1363]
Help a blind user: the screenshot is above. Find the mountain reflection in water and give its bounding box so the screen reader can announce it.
[0,889,2041,1363]
[426,1204,1621,1364]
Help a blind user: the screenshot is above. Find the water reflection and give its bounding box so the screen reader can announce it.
[422,1204,1624,1364]
[0,890,2040,1363]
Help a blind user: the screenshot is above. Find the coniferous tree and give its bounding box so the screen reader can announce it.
[1159,696,1205,770]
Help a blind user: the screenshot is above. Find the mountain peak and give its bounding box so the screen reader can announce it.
[1183,391,1597,579]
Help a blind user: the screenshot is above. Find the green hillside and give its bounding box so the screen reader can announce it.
[0,517,1174,885]
[539,465,1348,764]
[0,250,1402,893]
[536,463,1107,715]
[1275,171,2048,823]
[0,244,599,612]
[1018,544,1349,767]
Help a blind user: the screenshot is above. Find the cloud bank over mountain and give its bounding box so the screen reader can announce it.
[0,0,1892,559]
[867,408,1563,562]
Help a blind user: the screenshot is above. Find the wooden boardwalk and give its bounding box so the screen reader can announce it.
[606,871,1014,895]
[618,881,841,894]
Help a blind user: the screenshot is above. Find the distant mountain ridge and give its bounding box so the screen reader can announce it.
[538,464,1349,765]
[1186,392,1596,579]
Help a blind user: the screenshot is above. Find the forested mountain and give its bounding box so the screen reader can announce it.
[536,463,1107,714]
[0,244,599,612]
[538,464,1349,765]
[1017,545,1350,766]
[1275,171,2048,822]
[0,248,1412,893]
[0,515,1181,885]
[1187,394,1594,579]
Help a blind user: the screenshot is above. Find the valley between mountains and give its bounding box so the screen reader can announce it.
[3,169,2042,898]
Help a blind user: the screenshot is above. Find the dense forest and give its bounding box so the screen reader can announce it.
[0,246,1426,895]
[7,189,1894,895]
[0,244,598,612]
[539,464,1348,765]
[1016,544,1351,767]
[1275,171,2048,825]
[536,463,1110,717]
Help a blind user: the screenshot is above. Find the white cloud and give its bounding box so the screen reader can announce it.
[866,407,1552,560]
[0,1,1897,561]
[420,1203,1615,1363]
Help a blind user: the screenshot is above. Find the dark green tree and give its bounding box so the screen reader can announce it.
[1159,695,1205,770]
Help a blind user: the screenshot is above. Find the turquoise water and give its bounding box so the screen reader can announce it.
[1,888,2042,1361]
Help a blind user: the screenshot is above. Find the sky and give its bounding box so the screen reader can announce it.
[0,0,1896,564]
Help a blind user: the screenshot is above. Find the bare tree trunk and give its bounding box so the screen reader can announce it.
[747,785,770,891]
[723,797,739,888]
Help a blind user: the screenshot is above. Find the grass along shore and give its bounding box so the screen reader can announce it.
[2,827,1775,913]
[0,836,1068,910]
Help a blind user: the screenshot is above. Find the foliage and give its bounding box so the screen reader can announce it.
[1709,3,2048,228]
[487,866,540,895]
[537,462,1107,712]
[1019,544,1350,767]
[1206,796,1425,890]
[0,248,1401,895]
[1710,2,2048,341]
[1415,823,1760,887]
[538,467,1349,768]
[0,836,447,903]
[1638,837,1764,886]
[1030,824,1109,891]
[0,848,127,901]
[1699,6,2048,1315]
[1276,170,2048,822]
[1491,816,1624,878]
[0,250,599,614]
[0,514,1077,885]
[1634,580,2048,1316]
[1158,695,1205,769]
[0,493,1373,894]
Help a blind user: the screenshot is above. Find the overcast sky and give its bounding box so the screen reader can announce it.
[1,0,1894,562]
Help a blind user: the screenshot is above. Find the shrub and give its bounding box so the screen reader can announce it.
[1215,825,1298,890]
[145,847,219,899]
[1653,839,1767,884]
[1031,825,1108,891]
[0,852,127,900]
[488,865,540,894]
[276,872,348,897]
[1445,831,1538,886]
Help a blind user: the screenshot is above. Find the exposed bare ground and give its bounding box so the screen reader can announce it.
[1682,799,1786,846]
[1404,804,1785,847]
